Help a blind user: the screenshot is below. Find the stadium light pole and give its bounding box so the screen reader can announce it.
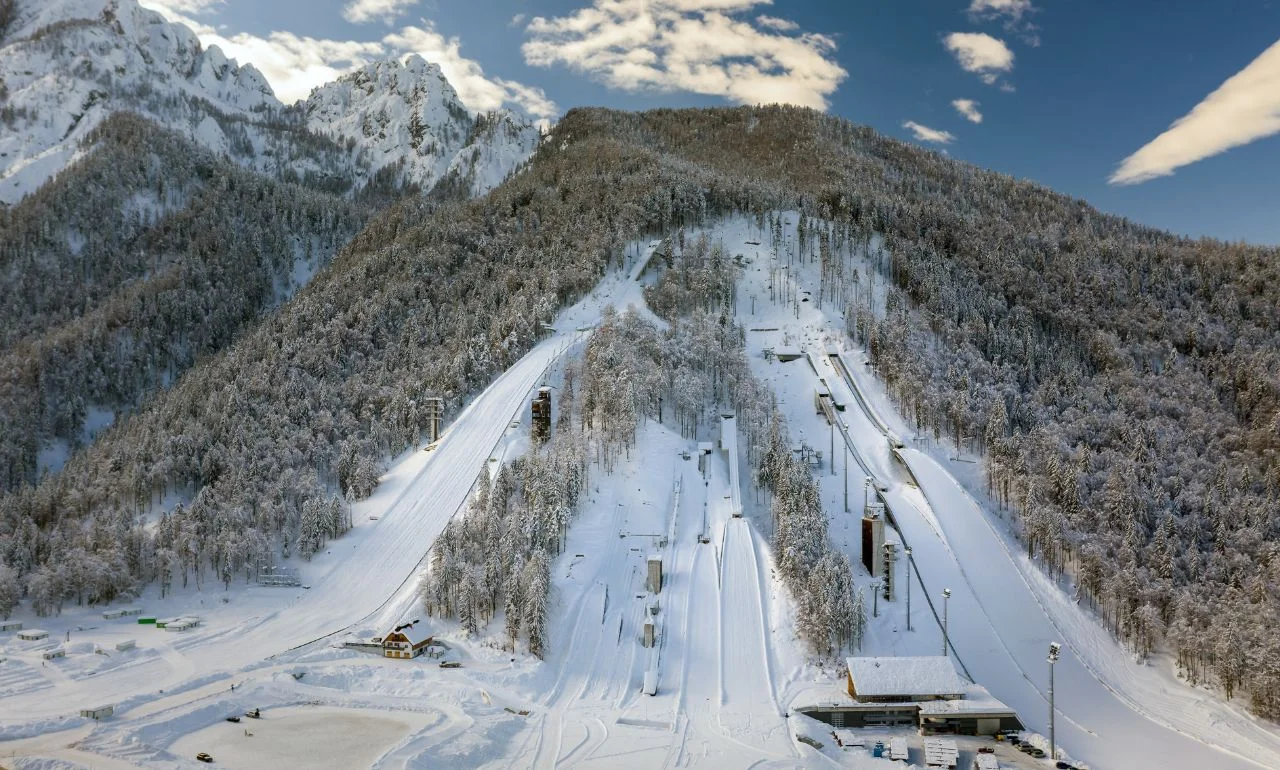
[904,547,913,631]
[942,588,952,657]
[1048,642,1061,760]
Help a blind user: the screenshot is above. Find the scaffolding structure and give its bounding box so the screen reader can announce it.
[258,565,302,587]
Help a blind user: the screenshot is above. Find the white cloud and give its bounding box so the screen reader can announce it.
[218,32,386,103]
[757,15,798,32]
[952,98,982,123]
[343,0,420,25]
[968,0,1032,22]
[138,0,224,14]
[139,3,557,118]
[142,1,383,102]
[509,14,527,28]
[902,120,956,144]
[1111,39,1280,185]
[968,0,1039,45]
[522,0,847,110]
[385,24,558,118]
[944,32,1014,84]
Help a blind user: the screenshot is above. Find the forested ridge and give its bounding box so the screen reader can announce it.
[0,113,372,493]
[0,106,787,618]
[1,105,1278,717]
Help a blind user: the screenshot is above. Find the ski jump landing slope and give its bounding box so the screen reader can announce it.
[832,348,1278,770]
[0,291,614,722]
[898,448,1280,770]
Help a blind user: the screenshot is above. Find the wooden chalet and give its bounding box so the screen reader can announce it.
[383,621,432,659]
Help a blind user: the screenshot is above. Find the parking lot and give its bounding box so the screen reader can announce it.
[824,727,1083,770]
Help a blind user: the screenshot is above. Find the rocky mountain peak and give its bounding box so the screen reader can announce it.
[0,0,543,202]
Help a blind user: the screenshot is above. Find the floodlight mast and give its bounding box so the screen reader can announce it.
[1048,642,1062,760]
[941,588,952,657]
[904,547,913,631]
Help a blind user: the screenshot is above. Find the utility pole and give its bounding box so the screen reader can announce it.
[843,447,848,513]
[830,420,835,476]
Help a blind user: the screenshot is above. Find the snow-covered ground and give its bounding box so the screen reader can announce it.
[168,705,436,769]
[0,239,813,770]
[505,420,802,768]
[0,253,650,748]
[6,216,1280,770]
[713,211,1280,770]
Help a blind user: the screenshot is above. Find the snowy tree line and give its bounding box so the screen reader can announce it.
[643,231,738,321]
[420,433,587,657]
[751,411,865,655]
[644,238,864,657]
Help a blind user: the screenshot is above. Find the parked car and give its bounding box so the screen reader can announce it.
[225,716,240,723]
[977,747,994,754]
[1057,762,1078,770]
[439,660,461,669]
[1028,748,1047,758]
[196,752,213,763]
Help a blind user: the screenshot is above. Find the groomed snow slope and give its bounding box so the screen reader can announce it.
[708,211,1280,770]
[898,447,1280,770]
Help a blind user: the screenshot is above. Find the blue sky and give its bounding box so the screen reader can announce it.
[142,0,1280,245]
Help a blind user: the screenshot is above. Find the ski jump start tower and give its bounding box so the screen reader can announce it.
[424,397,444,444]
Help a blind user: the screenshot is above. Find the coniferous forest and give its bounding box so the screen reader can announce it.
[1,106,1278,718]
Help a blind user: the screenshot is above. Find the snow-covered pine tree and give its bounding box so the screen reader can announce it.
[0,563,19,619]
[523,548,551,658]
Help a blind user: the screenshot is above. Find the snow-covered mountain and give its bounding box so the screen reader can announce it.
[0,0,541,203]
[0,0,280,202]
[444,109,544,197]
[303,55,540,195]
